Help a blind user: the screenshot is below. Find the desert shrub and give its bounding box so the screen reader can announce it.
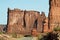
[54,27,60,31]
[38,32,59,40]
[12,33,17,38]
[0,32,3,34]
[17,34,24,38]
[24,35,32,37]
[37,34,43,40]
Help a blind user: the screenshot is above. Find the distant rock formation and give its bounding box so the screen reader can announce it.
[0,25,6,32]
[7,8,48,35]
[49,0,60,31]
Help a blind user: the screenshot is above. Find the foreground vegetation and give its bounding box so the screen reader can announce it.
[0,32,59,40]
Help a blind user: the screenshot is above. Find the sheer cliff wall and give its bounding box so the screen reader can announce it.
[49,0,60,30]
[7,8,48,35]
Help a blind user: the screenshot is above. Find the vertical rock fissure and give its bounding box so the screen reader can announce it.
[33,19,37,29]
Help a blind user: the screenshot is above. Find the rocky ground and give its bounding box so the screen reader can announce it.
[0,34,38,40]
[0,32,60,40]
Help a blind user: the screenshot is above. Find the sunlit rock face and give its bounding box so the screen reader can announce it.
[7,8,25,34]
[25,11,39,34]
[49,0,60,30]
[37,12,45,33]
[7,8,47,35]
[44,17,48,32]
[5,0,60,35]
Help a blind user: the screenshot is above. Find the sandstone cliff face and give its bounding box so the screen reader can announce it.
[25,11,39,34]
[7,8,47,35]
[5,0,60,35]
[7,9,25,34]
[44,17,48,32]
[37,12,46,33]
[49,0,60,30]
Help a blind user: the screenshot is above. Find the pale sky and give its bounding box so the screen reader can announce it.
[0,0,49,24]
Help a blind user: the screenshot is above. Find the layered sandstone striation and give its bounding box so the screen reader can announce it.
[49,0,60,31]
[7,8,48,35]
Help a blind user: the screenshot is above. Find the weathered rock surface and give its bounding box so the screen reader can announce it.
[7,8,48,35]
[37,12,46,33]
[49,0,60,31]
[25,11,40,34]
[7,8,25,34]
[44,17,48,32]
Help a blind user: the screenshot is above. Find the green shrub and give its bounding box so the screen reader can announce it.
[37,32,59,40]
[24,35,32,37]
[37,33,44,40]
[0,32,3,34]
[37,34,44,40]
[12,33,17,38]
[54,27,60,31]
[17,34,24,38]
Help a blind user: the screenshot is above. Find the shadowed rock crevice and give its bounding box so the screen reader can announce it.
[33,19,37,29]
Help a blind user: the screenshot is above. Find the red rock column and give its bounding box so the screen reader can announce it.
[37,13,42,33]
[49,0,60,31]
[44,17,48,32]
[37,12,46,33]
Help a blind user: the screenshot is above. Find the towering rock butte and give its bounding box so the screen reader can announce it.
[49,0,60,30]
[7,8,48,35]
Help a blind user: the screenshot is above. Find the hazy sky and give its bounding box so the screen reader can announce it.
[0,0,49,24]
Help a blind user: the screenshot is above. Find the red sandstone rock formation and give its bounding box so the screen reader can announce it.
[25,11,40,34]
[44,17,48,32]
[7,8,25,34]
[5,0,60,35]
[37,12,46,33]
[49,0,60,31]
[7,8,47,35]
[37,13,42,32]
